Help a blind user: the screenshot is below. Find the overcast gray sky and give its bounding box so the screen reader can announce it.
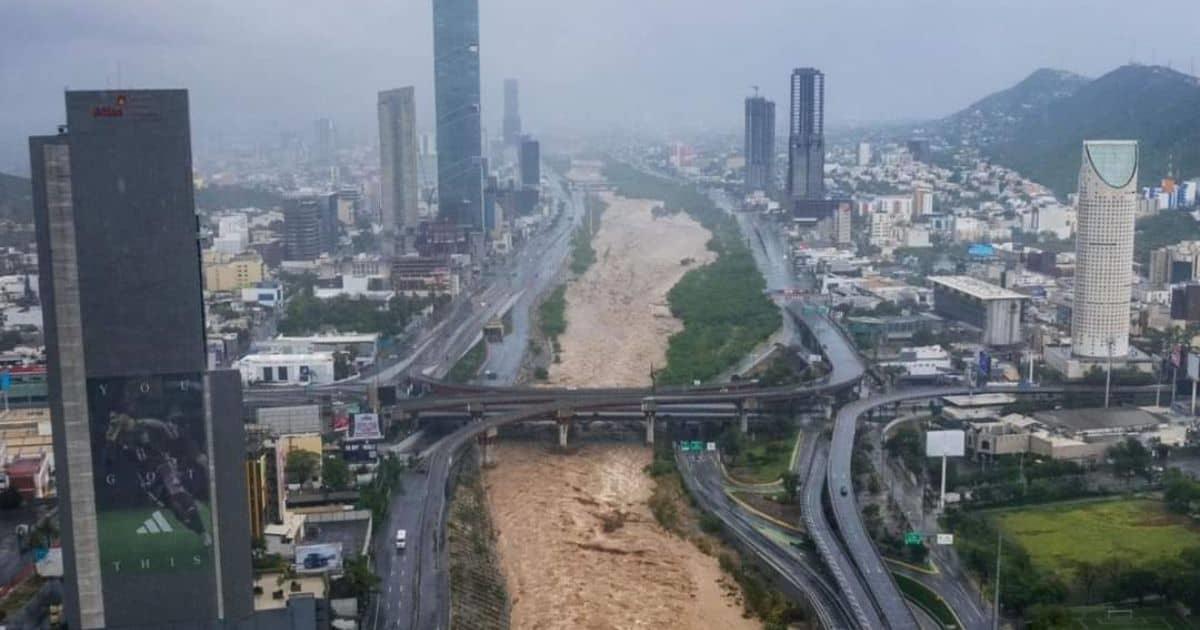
[3,0,1199,173]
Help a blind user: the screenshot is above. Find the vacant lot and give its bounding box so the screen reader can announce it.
[994,499,1200,579]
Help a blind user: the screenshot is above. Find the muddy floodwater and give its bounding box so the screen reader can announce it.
[485,443,757,630]
[546,193,714,388]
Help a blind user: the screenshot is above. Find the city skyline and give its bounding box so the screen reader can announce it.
[5,0,1200,172]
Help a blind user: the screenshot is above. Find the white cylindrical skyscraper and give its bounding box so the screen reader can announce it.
[1071,140,1138,359]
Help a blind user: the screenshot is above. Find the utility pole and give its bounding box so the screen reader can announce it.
[1104,336,1114,408]
[993,528,1002,630]
[1157,338,1167,408]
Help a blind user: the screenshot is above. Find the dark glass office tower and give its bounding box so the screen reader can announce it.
[519,136,540,188]
[31,90,251,629]
[503,78,521,146]
[744,95,775,195]
[284,194,323,261]
[787,67,825,201]
[433,0,484,229]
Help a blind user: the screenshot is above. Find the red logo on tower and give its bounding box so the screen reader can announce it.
[92,94,127,118]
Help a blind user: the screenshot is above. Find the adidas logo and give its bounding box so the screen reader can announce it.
[135,510,175,535]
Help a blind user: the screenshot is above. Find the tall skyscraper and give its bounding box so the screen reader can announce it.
[433,0,484,229]
[284,195,323,261]
[743,94,775,195]
[1071,140,1138,359]
[30,90,251,629]
[787,67,825,201]
[503,78,522,146]
[378,87,420,252]
[519,136,540,188]
[312,117,336,167]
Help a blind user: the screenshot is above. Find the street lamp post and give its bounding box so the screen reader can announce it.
[1104,336,1114,408]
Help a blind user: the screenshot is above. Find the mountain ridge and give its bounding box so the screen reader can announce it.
[937,64,1200,196]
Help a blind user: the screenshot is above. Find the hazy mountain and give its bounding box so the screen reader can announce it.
[941,67,1090,147]
[942,65,1200,196]
[0,172,32,223]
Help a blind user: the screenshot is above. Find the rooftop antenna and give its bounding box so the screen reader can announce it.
[750,85,759,97]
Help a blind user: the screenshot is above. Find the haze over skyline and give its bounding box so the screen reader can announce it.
[3,0,1200,173]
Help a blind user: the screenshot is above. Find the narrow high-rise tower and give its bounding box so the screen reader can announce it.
[1071,140,1138,359]
[743,94,775,195]
[31,90,251,629]
[503,78,522,147]
[378,87,420,253]
[312,117,336,167]
[433,0,484,229]
[787,68,825,201]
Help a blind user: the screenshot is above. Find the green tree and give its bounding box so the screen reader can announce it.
[780,472,800,504]
[718,428,743,465]
[285,450,321,485]
[1107,438,1151,481]
[341,554,380,601]
[1026,603,1073,629]
[1073,561,1102,603]
[322,455,351,491]
[1164,468,1200,514]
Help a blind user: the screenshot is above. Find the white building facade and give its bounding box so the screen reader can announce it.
[1071,140,1137,359]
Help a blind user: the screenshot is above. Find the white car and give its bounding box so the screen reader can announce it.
[395,529,407,551]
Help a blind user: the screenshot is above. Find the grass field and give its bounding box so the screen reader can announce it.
[994,498,1200,579]
[728,432,796,484]
[1070,605,1200,629]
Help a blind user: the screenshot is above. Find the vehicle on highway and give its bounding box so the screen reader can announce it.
[485,370,497,380]
[396,528,407,551]
[839,485,848,497]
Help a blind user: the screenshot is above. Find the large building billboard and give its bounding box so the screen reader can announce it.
[88,373,213,577]
[294,542,343,574]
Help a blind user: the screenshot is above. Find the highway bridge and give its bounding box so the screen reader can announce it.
[368,301,924,630]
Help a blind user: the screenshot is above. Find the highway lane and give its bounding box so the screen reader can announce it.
[677,449,855,629]
[803,446,884,629]
[368,470,430,630]
[475,187,585,385]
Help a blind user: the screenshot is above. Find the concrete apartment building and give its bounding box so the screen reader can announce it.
[1148,240,1200,288]
[929,275,1028,346]
[203,250,266,291]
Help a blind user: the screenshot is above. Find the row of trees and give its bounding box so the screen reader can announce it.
[279,289,444,338]
[283,449,352,490]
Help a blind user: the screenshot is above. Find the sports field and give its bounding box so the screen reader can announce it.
[97,503,213,576]
[1069,605,1200,629]
[993,499,1200,579]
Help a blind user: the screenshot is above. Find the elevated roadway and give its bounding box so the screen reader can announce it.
[677,449,855,629]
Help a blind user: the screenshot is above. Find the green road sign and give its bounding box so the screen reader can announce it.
[679,441,705,452]
[905,532,923,545]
